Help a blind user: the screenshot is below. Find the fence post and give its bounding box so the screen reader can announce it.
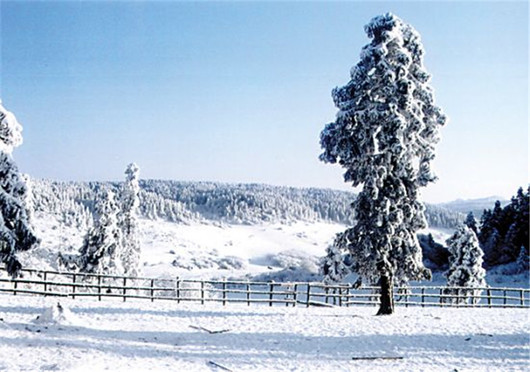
[503,290,507,306]
[13,280,17,296]
[200,281,205,305]
[421,288,425,308]
[306,284,311,308]
[72,274,76,299]
[339,287,343,307]
[222,279,227,306]
[246,281,250,306]
[439,288,443,306]
[520,290,524,306]
[98,275,102,301]
[123,277,127,302]
[150,279,155,302]
[269,282,274,307]
[176,277,180,303]
[43,271,48,296]
[487,288,492,308]
[293,284,298,307]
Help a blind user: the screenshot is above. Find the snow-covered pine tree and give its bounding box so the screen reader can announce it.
[77,187,123,275]
[464,212,478,235]
[119,163,141,276]
[444,225,486,304]
[0,101,40,277]
[319,13,446,315]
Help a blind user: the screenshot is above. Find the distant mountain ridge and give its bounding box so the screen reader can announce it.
[439,196,509,218]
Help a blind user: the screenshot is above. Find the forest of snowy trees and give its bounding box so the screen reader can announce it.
[28,179,464,229]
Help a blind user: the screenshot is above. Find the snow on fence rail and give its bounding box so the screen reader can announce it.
[0,267,528,308]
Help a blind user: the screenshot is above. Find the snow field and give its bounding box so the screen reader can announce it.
[0,294,528,371]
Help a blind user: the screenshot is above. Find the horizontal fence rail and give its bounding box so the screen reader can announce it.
[0,267,529,309]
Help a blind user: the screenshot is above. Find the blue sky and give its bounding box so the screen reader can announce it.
[1,0,528,203]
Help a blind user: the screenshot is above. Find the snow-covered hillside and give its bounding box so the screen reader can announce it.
[19,179,526,286]
[0,295,528,371]
[29,179,465,228]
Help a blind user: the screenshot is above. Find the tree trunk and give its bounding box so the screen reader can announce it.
[377,272,394,315]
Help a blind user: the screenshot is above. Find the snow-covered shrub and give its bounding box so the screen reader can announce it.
[266,249,320,273]
[318,13,446,314]
[0,101,40,276]
[444,225,486,304]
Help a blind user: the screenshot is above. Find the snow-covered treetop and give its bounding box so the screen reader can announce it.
[0,100,23,154]
[321,12,447,188]
[125,163,140,183]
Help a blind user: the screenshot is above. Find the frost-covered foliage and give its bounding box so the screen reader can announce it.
[75,188,123,275]
[27,179,461,234]
[320,234,352,284]
[478,187,529,267]
[319,13,446,293]
[119,163,141,276]
[32,180,93,230]
[424,204,463,229]
[140,181,356,225]
[444,225,486,304]
[464,211,478,235]
[0,102,40,276]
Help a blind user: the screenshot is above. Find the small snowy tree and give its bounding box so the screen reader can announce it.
[444,225,486,304]
[516,246,529,273]
[464,212,478,235]
[319,13,446,315]
[119,163,141,276]
[0,101,39,277]
[77,187,123,275]
[321,234,351,284]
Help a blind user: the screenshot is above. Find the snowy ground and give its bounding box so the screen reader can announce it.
[24,214,529,288]
[23,214,347,281]
[0,294,528,371]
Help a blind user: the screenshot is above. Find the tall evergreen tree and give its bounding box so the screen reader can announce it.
[444,225,486,304]
[77,187,123,275]
[119,163,141,276]
[319,13,446,315]
[0,101,39,277]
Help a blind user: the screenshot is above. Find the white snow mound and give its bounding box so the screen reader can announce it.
[33,302,81,326]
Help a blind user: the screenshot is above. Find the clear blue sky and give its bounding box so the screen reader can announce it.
[1,0,528,203]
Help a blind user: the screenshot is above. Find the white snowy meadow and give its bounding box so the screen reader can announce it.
[0,295,528,372]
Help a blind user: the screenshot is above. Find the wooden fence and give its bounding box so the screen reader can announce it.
[0,267,529,308]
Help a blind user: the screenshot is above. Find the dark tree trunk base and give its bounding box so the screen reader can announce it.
[376,272,394,315]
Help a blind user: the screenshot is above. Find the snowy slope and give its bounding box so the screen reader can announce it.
[21,210,345,281]
[21,210,529,287]
[0,295,528,371]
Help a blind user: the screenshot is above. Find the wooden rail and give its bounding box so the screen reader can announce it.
[0,267,528,308]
